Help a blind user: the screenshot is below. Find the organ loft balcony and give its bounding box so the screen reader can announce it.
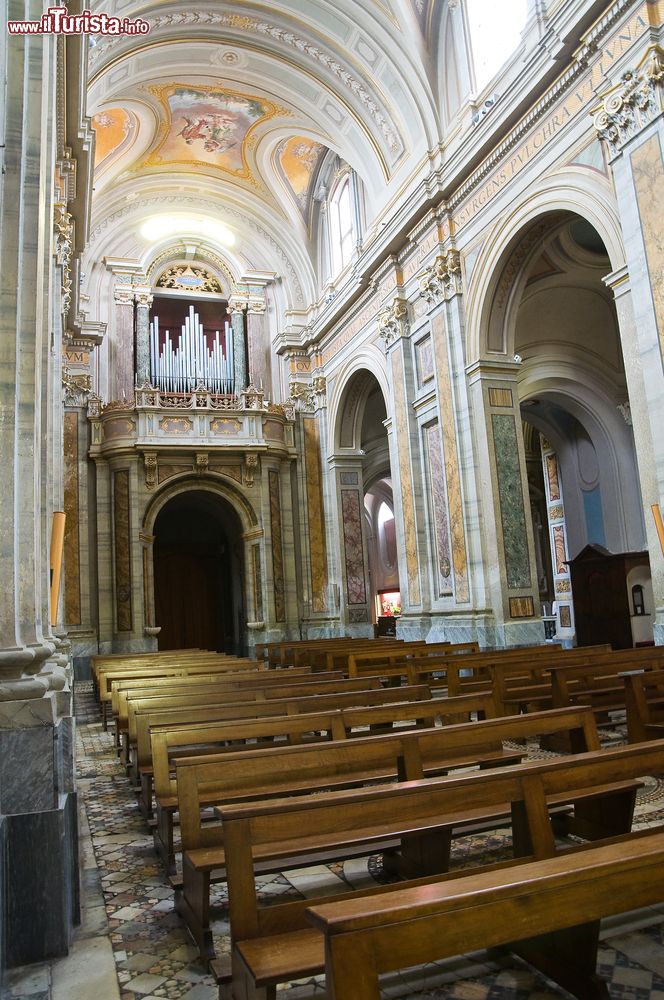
[87,383,296,464]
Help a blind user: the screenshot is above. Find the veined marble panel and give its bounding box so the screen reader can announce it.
[632,135,664,364]
[341,489,367,605]
[424,422,453,595]
[491,414,532,590]
[63,411,81,625]
[545,453,561,501]
[113,470,132,631]
[391,350,421,606]
[303,418,328,613]
[268,471,286,622]
[431,314,469,602]
[252,543,264,621]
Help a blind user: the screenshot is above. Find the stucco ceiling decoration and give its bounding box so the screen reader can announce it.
[91,107,137,169]
[88,9,405,163]
[155,263,223,293]
[275,135,327,216]
[137,83,291,186]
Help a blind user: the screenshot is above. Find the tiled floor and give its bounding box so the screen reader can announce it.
[7,688,664,1000]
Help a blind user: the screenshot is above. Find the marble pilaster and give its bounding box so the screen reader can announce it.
[246,304,270,393]
[134,288,153,386]
[230,303,248,392]
[593,47,664,641]
[111,281,135,401]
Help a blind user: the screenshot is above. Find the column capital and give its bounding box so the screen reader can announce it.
[133,286,153,308]
[377,296,409,350]
[417,249,462,310]
[592,46,664,157]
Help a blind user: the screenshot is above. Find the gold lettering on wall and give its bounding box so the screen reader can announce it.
[451,5,651,231]
[303,418,329,612]
[63,411,81,625]
[431,313,470,602]
[632,135,664,364]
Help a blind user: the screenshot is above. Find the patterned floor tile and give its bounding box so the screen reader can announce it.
[73,681,664,999]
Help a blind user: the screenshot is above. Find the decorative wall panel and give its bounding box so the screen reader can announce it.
[63,412,81,625]
[341,489,367,605]
[425,422,453,595]
[632,135,664,364]
[391,350,421,606]
[113,469,133,631]
[492,414,532,589]
[252,543,264,621]
[431,313,469,602]
[303,418,328,612]
[268,470,286,622]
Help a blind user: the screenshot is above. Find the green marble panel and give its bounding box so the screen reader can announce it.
[492,414,531,589]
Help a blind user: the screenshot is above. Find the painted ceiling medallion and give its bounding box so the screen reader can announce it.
[140,84,290,180]
[276,136,327,213]
[91,108,136,168]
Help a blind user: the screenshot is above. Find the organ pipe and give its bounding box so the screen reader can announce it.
[149,306,234,393]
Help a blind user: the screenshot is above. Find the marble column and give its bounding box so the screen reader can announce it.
[111,280,135,401]
[593,47,664,641]
[331,457,372,636]
[134,287,153,387]
[230,305,248,392]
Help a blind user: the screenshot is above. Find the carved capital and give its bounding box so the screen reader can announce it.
[247,297,266,315]
[418,250,462,308]
[592,47,664,154]
[143,452,158,490]
[377,296,409,349]
[287,380,316,413]
[62,366,91,407]
[114,279,134,306]
[228,295,249,314]
[134,288,153,308]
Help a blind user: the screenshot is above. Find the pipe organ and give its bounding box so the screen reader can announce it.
[149,305,234,394]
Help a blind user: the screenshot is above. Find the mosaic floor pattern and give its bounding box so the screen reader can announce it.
[73,687,664,1000]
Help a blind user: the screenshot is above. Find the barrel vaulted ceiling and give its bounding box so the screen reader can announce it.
[84,0,451,312]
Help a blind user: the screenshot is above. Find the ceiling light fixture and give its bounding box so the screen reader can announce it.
[139,215,236,247]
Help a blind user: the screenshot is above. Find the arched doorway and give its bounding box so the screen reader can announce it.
[511,214,651,645]
[153,490,245,654]
[335,367,399,631]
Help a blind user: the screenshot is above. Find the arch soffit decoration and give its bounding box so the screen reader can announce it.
[329,349,391,453]
[464,174,626,364]
[144,244,237,299]
[142,475,259,537]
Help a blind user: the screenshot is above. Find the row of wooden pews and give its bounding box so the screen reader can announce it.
[94,638,664,1000]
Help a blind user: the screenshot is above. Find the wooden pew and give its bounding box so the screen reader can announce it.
[149,691,497,871]
[307,832,664,1000]
[175,705,606,960]
[290,639,406,669]
[343,641,478,677]
[215,737,651,996]
[118,673,374,765]
[623,668,664,742]
[91,648,202,698]
[98,656,258,727]
[546,647,664,720]
[133,684,435,816]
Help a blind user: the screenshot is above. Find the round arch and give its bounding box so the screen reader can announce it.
[328,347,390,455]
[465,172,625,364]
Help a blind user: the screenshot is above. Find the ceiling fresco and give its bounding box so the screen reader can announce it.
[139,84,290,181]
[91,107,136,168]
[276,136,327,215]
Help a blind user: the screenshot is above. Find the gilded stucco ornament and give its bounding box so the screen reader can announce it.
[593,47,664,153]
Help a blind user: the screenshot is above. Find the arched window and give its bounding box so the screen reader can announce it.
[329,176,354,276]
[465,0,527,92]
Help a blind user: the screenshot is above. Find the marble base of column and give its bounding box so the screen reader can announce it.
[395,615,431,642]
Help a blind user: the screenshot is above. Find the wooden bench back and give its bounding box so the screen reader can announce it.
[133,683,434,767]
[98,657,257,700]
[623,668,664,741]
[149,690,498,799]
[176,705,601,854]
[547,649,664,710]
[125,674,381,742]
[217,736,658,946]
